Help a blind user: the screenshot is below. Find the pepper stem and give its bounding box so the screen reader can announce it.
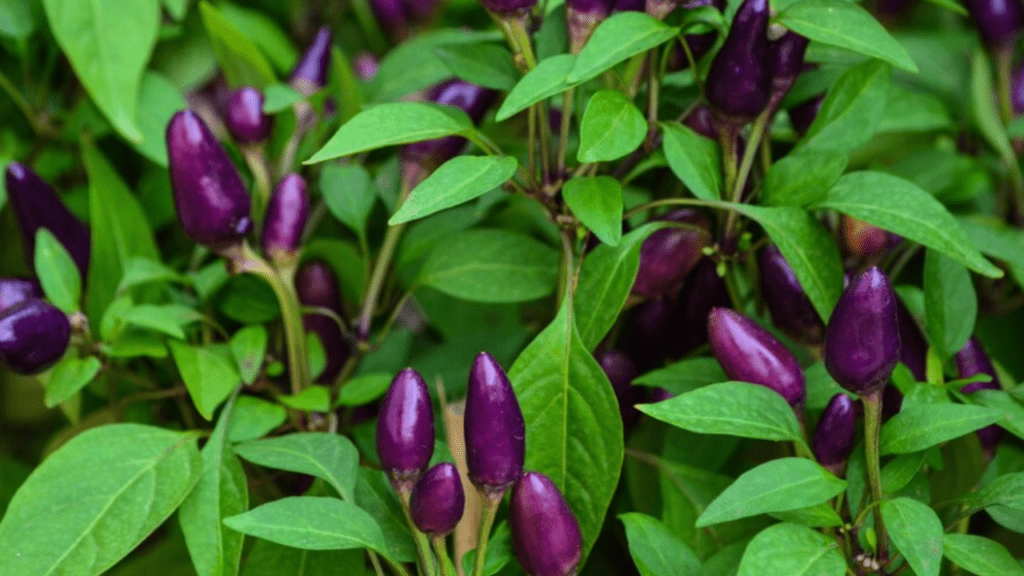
[399,489,439,576]
[861,388,888,562]
[432,536,457,576]
[472,494,500,576]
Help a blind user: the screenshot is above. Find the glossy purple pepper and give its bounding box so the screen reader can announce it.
[290,27,333,93]
[955,337,1005,449]
[296,260,351,384]
[4,163,91,275]
[0,298,71,375]
[1012,65,1024,115]
[895,299,927,382]
[824,267,900,395]
[464,352,526,495]
[707,307,807,408]
[261,174,308,265]
[963,0,1024,46]
[759,245,824,344]
[812,393,857,476]
[789,94,823,136]
[567,0,615,52]
[224,87,272,144]
[409,462,466,537]
[509,472,583,576]
[705,0,771,121]
[768,31,809,97]
[0,278,42,312]
[402,80,498,171]
[595,349,642,432]
[166,110,253,249]
[632,210,712,299]
[377,368,435,491]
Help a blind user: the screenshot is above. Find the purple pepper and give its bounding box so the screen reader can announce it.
[955,337,1005,449]
[354,53,380,81]
[595,349,642,432]
[667,0,725,68]
[632,209,712,299]
[566,0,615,51]
[0,298,71,375]
[370,0,410,39]
[824,267,901,395]
[166,110,253,249]
[613,0,644,11]
[707,307,807,409]
[759,245,824,344]
[674,258,730,352]
[683,104,719,140]
[261,174,309,266]
[464,351,526,496]
[623,295,676,370]
[768,31,809,97]
[296,260,351,384]
[509,472,583,576]
[812,393,857,476]
[704,0,771,122]
[839,215,896,260]
[4,163,91,275]
[290,27,333,93]
[0,278,42,312]
[377,368,436,492]
[224,86,272,144]
[895,298,927,382]
[882,384,904,421]
[1012,65,1024,116]
[401,80,498,171]
[479,0,538,15]
[788,94,823,137]
[409,462,466,537]
[963,0,1024,47]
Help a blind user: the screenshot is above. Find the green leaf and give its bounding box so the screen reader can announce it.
[778,0,916,72]
[42,0,158,141]
[878,85,952,134]
[969,390,1024,442]
[969,472,1024,513]
[234,433,359,502]
[813,171,1002,278]
[496,54,577,121]
[119,304,202,339]
[460,521,513,576]
[637,382,807,445]
[306,102,474,164]
[134,72,187,167]
[199,1,275,89]
[970,49,1019,184]
[796,59,890,153]
[436,43,518,91]
[161,0,188,20]
[620,513,701,576]
[880,498,943,576]
[508,299,624,557]
[957,216,1024,288]
[44,356,101,408]
[223,496,389,555]
[354,469,416,563]
[737,523,845,576]
[118,257,188,292]
[0,424,201,576]
[943,534,1024,576]
[633,358,727,396]
[881,452,927,496]
[389,156,518,225]
[769,502,844,528]
[0,0,34,40]
[169,341,242,420]
[242,540,370,576]
[578,89,647,163]
[569,12,678,83]
[180,392,247,576]
[335,373,392,407]
[562,176,623,246]
[262,84,304,113]
[761,151,847,208]
[228,395,286,443]
[320,164,376,235]
[730,204,843,320]
[879,404,1002,454]
[923,250,977,358]
[660,122,722,201]
[230,325,268,385]
[277,385,331,412]
[217,3,297,75]
[697,459,846,526]
[418,229,559,303]
[34,228,82,313]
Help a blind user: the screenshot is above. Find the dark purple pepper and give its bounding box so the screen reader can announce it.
[759,245,824,344]
[595,349,642,432]
[648,388,674,403]
[479,0,537,15]
[613,0,644,10]
[623,295,676,370]
[707,307,807,408]
[567,0,615,51]
[261,174,309,265]
[464,352,526,495]
[0,278,42,312]
[224,87,272,144]
[354,53,380,81]
[632,210,712,299]
[402,80,498,171]
[0,298,71,375]
[667,0,726,69]
[409,462,466,536]
[824,267,900,395]
[509,472,583,576]
[4,163,91,275]
[955,337,1005,449]
[377,368,436,491]
[674,258,730,351]
[963,0,1024,46]
[704,0,771,121]
[839,215,897,260]
[768,31,809,96]
[789,94,823,137]
[370,0,410,38]
[812,393,857,476]
[290,27,333,93]
[882,384,904,421]
[166,110,253,249]
[296,260,351,384]
[683,104,719,140]
[895,299,927,382]
[1012,65,1024,116]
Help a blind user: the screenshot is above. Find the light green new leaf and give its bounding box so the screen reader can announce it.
[199,1,275,89]
[169,342,242,420]
[34,228,81,313]
[562,176,623,246]
[44,357,102,408]
[578,90,647,163]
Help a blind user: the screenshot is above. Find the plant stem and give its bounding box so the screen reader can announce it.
[862,389,888,561]
[383,556,413,576]
[356,176,414,339]
[472,495,500,576]
[432,537,456,576]
[557,87,576,176]
[242,144,273,230]
[400,490,438,576]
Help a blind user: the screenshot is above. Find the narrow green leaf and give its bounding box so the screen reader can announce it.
[390,156,518,225]
[44,356,102,408]
[970,49,1018,183]
[562,176,623,246]
[968,390,1024,442]
[578,89,647,163]
[569,12,678,83]
[943,534,1024,576]
[737,523,845,576]
[923,250,976,358]
[797,59,890,153]
[660,122,722,201]
[34,228,81,313]
[169,342,242,420]
[881,498,943,576]
[234,433,359,502]
[277,386,331,412]
[879,404,1001,454]
[496,54,577,121]
[769,502,844,528]
[223,497,389,555]
[620,513,701,576]
[199,1,275,89]
[761,151,847,208]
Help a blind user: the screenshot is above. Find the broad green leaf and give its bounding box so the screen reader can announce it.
[44,356,101,408]
[42,0,158,141]
[162,0,188,20]
[217,3,297,74]
[34,228,81,313]
[879,404,1001,454]
[354,469,416,563]
[243,540,370,576]
[496,54,577,121]
[134,72,187,167]
[199,1,275,89]
[569,12,678,83]
[881,452,927,496]
[562,176,623,246]
[633,358,727,396]
[223,497,389,555]
[0,0,34,39]
[653,459,736,556]
[881,498,943,576]
[620,513,701,576]
[234,433,359,502]
[230,325,268,385]
[369,29,500,102]
[969,472,1024,524]
[778,0,916,72]
[180,392,247,576]
[814,171,1002,278]
[389,156,518,225]
[969,390,1024,442]
[797,59,890,153]
[923,250,976,358]
[761,151,847,208]
[769,502,844,528]
[943,534,1024,576]
[730,204,843,320]
[262,84,303,113]
[697,459,846,526]
[878,85,952,134]
[0,424,201,576]
[228,395,286,443]
[508,299,624,556]
[736,523,845,576]
[320,164,376,236]
[436,43,518,91]
[335,373,392,407]
[957,216,1024,288]
[306,102,474,164]
[578,90,646,163]
[637,382,806,445]
[169,341,242,420]
[418,229,559,303]
[660,122,722,201]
